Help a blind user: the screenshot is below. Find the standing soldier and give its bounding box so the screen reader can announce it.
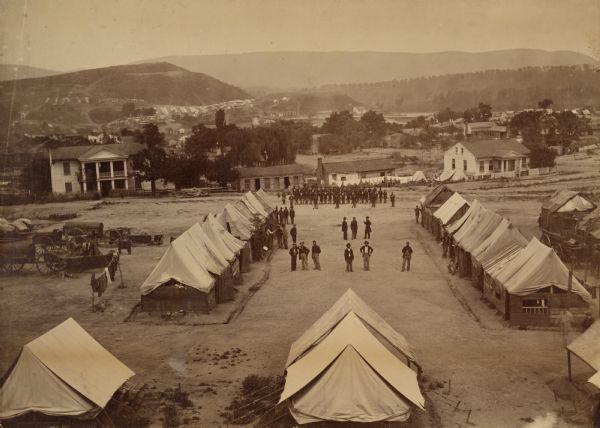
[383,190,387,204]
[289,207,295,225]
[283,206,289,224]
[313,193,319,209]
[351,217,358,240]
[414,205,421,224]
[364,216,372,239]
[344,243,354,272]
[290,224,298,244]
[390,192,396,207]
[311,240,321,270]
[441,232,450,258]
[289,243,299,271]
[275,224,283,249]
[282,224,289,249]
[341,217,348,240]
[352,193,357,208]
[299,242,309,270]
[401,241,413,272]
[360,240,374,271]
[289,194,294,209]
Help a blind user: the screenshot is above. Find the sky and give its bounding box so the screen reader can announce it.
[0,0,599,71]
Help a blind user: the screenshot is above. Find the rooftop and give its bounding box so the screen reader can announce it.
[460,139,530,158]
[51,142,145,161]
[238,163,314,178]
[321,157,395,173]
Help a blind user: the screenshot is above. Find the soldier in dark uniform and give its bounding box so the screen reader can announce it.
[364,216,372,239]
[442,232,450,258]
[341,217,348,240]
[344,243,354,272]
[390,192,396,207]
[383,190,387,204]
[402,241,413,272]
[311,240,321,270]
[290,224,297,244]
[283,206,289,224]
[414,205,421,224]
[351,217,358,239]
[289,243,299,271]
[289,207,295,224]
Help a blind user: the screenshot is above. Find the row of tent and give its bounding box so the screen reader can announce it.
[279,289,425,424]
[140,189,276,313]
[420,185,592,327]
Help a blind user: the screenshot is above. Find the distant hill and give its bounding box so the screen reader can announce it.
[317,65,600,112]
[0,64,59,81]
[138,49,598,90]
[0,62,249,106]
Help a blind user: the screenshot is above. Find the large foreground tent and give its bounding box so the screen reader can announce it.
[280,289,424,424]
[484,238,591,326]
[0,318,134,422]
[420,184,454,230]
[432,192,470,239]
[567,321,600,388]
[140,227,217,312]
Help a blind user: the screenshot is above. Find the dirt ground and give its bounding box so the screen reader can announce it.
[1,154,600,428]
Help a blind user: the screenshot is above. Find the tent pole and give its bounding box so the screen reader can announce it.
[567,269,573,311]
[567,350,572,381]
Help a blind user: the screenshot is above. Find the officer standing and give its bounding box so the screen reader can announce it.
[344,243,354,272]
[414,205,421,224]
[390,192,396,207]
[289,243,299,271]
[350,217,358,240]
[364,216,372,239]
[360,241,374,271]
[311,240,321,270]
[402,241,413,272]
[341,217,348,240]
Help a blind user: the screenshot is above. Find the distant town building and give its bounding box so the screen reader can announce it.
[237,164,314,191]
[465,121,507,139]
[315,157,396,186]
[443,139,530,178]
[49,143,144,195]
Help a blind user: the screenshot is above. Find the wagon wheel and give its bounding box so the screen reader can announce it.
[540,233,552,247]
[1,263,25,273]
[35,247,68,275]
[34,236,53,257]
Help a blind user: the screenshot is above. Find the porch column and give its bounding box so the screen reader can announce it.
[95,162,101,191]
[123,161,129,189]
[82,163,87,192]
[110,161,115,189]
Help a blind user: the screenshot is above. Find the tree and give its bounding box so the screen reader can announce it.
[207,155,239,186]
[163,151,208,189]
[529,146,556,168]
[463,102,492,122]
[435,107,460,123]
[360,110,386,137]
[554,111,585,147]
[130,123,167,195]
[186,125,218,157]
[538,98,553,109]
[21,153,51,195]
[322,110,355,135]
[215,109,226,131]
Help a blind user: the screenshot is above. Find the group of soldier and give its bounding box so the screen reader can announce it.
[285,185,397,208]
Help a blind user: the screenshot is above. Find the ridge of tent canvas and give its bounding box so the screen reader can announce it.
[433,192,470,225]
[253,189,275,212]
[472,221,529,266]
[446,200,482,235]
[285,289,416,367]
[205,215,245,255]
[568,321,600,388]
[218,204,254,240]
[452,201,489,243]
[458,209,504,253]
[0,318,134,420]
[242,192,269,218]
[201,217,237,262]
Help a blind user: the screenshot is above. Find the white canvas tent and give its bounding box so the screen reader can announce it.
[0,318,134,420]
[140,228,216,295]
[242,192,269,219]
[433,192,470,226]
[471,219,528,266]
[254,189,275,212]
[568,321,600,388]
[203,215,245,260]
[446,200,483,235]
[217,204,254,240]
[280,290,424,424]
[410,170,427,182]
[456,208,504,253]
[489,238,591,300]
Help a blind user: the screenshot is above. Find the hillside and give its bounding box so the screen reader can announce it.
[0,64,59,81]
[139,49,598,90]
[0,62,249,107]
[318,65,600,112]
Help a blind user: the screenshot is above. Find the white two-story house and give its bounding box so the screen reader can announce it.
[49,143,144,195]
[443,139,530,179]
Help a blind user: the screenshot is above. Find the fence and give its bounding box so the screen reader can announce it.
[528,166,556,176]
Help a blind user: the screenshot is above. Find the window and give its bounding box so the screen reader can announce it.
[264,177,270,190]
[461,148,464,155]
[479,161,485,173]
[488,160,493,171]
[274,177,280,189]
[463,160,467,171]
[455,147,458,154]
[508,160,515,171]
[63,162,71,176]
[340,176,346,181]
[244,179,251,190]
[360,173,367,179]
[522,298,548,314]
[114,179,126,189]
[451,158,455,170]
[380,172,385,177]
[65,182,73,193]
[331,173,337,181]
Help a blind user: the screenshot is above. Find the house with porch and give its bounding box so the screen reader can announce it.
[49,143,144,195]
[315,157,396,186]
[465,121,508,139]
[443,139,530,179]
